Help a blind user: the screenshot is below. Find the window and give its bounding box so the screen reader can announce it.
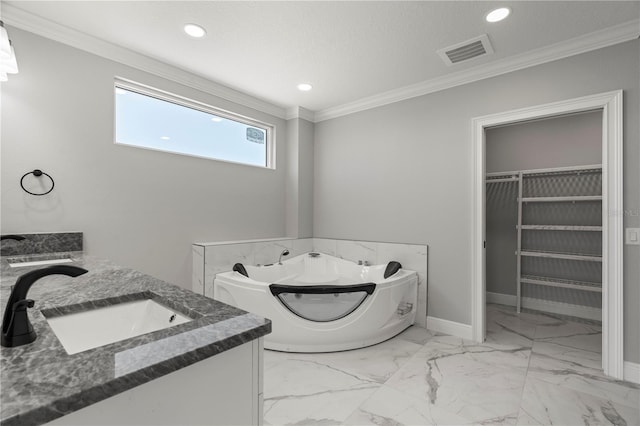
[114,79,274,168]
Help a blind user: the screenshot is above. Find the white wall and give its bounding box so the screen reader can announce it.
[1,28,288,289]
[313,40,640,362]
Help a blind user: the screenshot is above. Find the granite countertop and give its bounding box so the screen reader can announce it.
[0,252,271,426]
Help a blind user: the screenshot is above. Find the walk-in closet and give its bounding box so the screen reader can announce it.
[485,110,603,323]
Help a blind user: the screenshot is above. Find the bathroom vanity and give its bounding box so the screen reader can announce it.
[0,249,270,426]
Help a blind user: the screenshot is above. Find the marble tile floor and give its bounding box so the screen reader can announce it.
[263,304,639,425]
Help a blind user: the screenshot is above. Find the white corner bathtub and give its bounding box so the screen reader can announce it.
[213,252,418,352]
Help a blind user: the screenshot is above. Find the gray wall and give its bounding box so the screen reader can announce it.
[285,118,300,237]
[485,181,519,296]
[485,111,603,297]
[298,118,315,238]
[313,40,639,362]
[486,110,603,173]
[285,117,314,238]
[1,28,288,289]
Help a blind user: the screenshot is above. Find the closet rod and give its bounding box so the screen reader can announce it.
[519,225,602,231]
[486,177,519,183]
[486,164,602,178]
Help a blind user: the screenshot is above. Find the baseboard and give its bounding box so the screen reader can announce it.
[426,316,473,340]
[524,298,601,321]
[486,292,602,321]
[624,361,640,384]
[486,292,516,306]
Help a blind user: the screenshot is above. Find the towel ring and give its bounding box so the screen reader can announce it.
[20,169,55,196]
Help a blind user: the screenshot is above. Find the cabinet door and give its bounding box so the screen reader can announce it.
[46,341,259,426]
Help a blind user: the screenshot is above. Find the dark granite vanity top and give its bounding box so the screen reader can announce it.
[0,253,271,426]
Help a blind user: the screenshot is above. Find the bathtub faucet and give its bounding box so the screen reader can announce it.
[278,249,290,265]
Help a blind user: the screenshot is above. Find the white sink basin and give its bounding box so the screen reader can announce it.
[46,299,192,355]
[8,257,74,268]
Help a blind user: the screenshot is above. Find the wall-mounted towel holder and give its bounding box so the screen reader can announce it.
[20,169,55,196]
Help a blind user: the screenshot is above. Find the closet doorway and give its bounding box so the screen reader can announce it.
[471,91,624,379]
[486,111,603,320]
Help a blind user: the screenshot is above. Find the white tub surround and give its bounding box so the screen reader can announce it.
[214,253,418,352]
[193,237,428,327]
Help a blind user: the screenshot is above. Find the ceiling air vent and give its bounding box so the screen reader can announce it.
[437,34,494,66]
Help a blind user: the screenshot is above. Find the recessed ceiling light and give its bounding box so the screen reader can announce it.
[184,23,206,38]
[160,136,170,140]
[297,83,313,92]
[486,7,510,23]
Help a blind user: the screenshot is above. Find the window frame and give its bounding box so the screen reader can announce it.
[113,77,276,169]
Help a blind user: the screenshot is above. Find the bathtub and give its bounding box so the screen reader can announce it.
[213,252,418,352]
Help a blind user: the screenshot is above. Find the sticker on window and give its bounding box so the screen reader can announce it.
[246,128,265,144]
[114,80,273,168]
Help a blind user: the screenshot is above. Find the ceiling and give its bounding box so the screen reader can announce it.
[3,1,640,118]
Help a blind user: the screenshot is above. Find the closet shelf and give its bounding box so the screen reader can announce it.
[518,225,602,231]
[520,250,602,262]
[520,275,602,293]
[487,164,603,316]
[486,164,601,178]
[486,177,519,183]
[520,195,602,203]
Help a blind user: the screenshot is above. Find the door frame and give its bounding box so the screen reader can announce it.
[471,90,624,379]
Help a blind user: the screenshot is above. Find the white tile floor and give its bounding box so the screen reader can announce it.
[263,304,640,425]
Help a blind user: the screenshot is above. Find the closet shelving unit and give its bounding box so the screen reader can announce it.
[486,164,603,314]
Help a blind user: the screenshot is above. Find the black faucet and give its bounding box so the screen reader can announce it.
[0,235,26,241]
[1,265,88,348]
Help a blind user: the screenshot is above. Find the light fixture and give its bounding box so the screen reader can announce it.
[0,20,19,82]
[184,23,206,38]
[297,83,313,92]
[0,21,11,58]
[486,7,510,23]
[4,40,18,74]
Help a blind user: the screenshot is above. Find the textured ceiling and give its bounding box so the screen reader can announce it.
[5,1,640,113]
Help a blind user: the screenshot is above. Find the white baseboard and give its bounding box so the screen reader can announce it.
[486,292,602,321]
[624,361,640,384]
[426,316,473,340]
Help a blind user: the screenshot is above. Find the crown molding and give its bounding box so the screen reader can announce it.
[315,19,640,122]
[4,3,638,124]
[285,106,316,122]
[2,3,288,120]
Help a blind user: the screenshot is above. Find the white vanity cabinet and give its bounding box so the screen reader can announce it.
[45,338,264,426]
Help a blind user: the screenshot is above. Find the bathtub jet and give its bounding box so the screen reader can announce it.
[213,252,418,352]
